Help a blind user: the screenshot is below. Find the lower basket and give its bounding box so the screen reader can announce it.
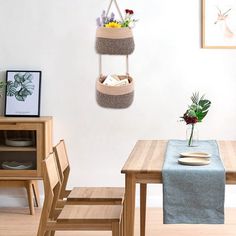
[96,75,134,109]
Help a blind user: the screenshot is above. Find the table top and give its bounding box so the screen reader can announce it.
[121,140,236,184]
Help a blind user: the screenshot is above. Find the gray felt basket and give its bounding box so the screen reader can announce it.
[95,27,135,55]
[96,75,134,109]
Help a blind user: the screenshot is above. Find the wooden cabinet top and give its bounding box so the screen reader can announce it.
[0,116,52,123]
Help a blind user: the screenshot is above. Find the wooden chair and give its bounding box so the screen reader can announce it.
[53,140,125,205]
[37,152,122,236]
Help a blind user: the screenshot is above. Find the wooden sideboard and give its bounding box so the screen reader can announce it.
[0,117,53,214]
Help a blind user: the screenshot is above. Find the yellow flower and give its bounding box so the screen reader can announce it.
[105,22,121,28]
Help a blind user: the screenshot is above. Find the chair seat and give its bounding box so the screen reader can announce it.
[67,187,124,204]
[57,205,122,223]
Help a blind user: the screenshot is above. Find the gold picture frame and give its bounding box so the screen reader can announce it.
[202,0,236,49]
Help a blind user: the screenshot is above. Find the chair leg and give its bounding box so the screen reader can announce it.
[37,223,47,236]
[44,231,51,236]
[37,222,43,236]
[112,222,120,236]
[121,201,125,236]
[120,217,123,236]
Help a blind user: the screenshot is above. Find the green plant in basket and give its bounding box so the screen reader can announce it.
[181,92,211,146]
[96,9,138,28]
[0,81,6,97]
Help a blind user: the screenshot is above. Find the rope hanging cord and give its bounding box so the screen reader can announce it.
[99,55,129,77]
[106,0,124,22]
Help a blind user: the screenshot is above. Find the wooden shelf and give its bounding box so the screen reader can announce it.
[0,145,36,152]
[0,117,53,214]
[0,169,37,177]
[0,176,42,180]
[0,117,53,177]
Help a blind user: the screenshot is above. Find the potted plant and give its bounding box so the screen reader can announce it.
[0,81,5,97]
[0,81,6,115]
[181,92,211,146]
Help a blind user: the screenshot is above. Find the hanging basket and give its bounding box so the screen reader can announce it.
[96,27,135,55]
[96,75,134,109]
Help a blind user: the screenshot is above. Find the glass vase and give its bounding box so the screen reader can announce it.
[186,123,198,147]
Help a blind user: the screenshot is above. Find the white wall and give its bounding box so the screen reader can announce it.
[0,0,236,207]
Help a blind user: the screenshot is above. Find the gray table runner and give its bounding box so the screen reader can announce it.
[162,140,225,224]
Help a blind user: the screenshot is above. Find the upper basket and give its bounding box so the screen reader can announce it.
[95,27,135,55]
[95,0,135,55]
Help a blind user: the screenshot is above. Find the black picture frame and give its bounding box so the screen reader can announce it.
[4,70,41,117]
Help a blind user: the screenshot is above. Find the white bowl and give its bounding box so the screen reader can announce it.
[2,161,33,170]
[5,138,33,147]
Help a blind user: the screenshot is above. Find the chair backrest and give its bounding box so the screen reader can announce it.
[53,140,70,198]
[38,152,61,235]
[43,152,61,215]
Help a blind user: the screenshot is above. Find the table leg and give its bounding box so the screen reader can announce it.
[124,174,136,236]
[140,183,147,236]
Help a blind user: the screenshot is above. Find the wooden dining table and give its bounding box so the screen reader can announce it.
[121,140,236,236]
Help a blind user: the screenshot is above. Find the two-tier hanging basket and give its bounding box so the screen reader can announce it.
[95,0,135,109]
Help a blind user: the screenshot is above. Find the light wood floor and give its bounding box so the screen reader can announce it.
[0,208,236,236]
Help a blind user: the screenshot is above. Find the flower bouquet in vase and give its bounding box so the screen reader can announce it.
[181,92,211,147]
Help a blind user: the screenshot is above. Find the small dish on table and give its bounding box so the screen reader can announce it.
[179,152,211,158]
[178,157,210,166]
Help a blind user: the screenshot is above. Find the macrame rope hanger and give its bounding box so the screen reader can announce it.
[105,0,124,22]
[99,0,130,78]
[95,0,134,109]
[99,54,130,77]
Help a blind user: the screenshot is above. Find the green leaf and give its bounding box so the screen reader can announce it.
[21,88,32,96]
[0,81,4,89]
[199,100,211,111]
[6,81,16,96]
[14,73,23,83]
[187,109,196,117]
[15,91,27,101]
[14,80,20,88]
[23,72,33,82]
[191,92,200,104]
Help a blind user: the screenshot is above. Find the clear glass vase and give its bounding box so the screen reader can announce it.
[186,124,198,147]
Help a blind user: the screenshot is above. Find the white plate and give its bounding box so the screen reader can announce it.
[5,138,33,147]
[179,152,211,158]
[178,157,210,166]
[2,161,33,170]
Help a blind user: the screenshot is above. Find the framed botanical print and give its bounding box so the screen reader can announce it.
[4,70,41,117]
[202,0,236,48]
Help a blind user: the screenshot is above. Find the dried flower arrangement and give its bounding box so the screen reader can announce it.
[96,9,138,28]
